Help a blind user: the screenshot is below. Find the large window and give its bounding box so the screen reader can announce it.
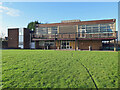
[36,27,48,35]
[36,27,57,35]
[39,41,55,46]
[100,24,113,32]
[78,23,114,33]
[51,27,58,34]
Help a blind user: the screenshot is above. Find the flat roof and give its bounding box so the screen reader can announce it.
[37,19,116,27]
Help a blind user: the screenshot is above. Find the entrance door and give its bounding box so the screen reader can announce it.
[61,41,72,49]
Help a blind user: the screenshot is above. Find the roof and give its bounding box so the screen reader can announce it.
[37,19,116,27]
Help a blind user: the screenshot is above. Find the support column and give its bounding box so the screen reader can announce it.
[75,38,78,51]
[75,39,76,51]
[54,40,56,50]
[57,41,59,50]
[54,33,56,50]
[76,40,78,50]
[109,40,110,50]
[117,37,118,51]
[114,39,116,51]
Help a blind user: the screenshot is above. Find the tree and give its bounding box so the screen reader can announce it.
[27,21,40,31]
[0,32,5,39]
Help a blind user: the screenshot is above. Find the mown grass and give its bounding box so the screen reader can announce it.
[2,50,118,88]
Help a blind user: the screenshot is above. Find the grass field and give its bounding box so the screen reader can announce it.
[2,50,118,88]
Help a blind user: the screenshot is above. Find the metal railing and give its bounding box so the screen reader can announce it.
[32,31,117,39]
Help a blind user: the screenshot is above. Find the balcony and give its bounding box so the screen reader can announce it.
[32,31,117,41]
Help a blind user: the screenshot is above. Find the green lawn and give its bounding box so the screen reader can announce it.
[2,50,118,88]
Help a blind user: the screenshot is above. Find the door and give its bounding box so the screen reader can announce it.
[61,41,72,49]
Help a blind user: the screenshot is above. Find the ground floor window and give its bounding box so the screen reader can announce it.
[39,41,55,46]
[39,41,55,49]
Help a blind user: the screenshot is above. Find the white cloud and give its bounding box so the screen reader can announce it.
[0,5,20,16]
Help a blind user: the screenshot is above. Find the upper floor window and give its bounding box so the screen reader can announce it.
[51,27,58,34]
[36,27,58,35]
[78,23,114,33]
[36,27,48,35]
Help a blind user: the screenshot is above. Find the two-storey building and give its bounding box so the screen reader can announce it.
[32,19,117,50]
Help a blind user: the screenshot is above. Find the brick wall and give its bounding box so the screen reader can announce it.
[78,40,102,50]
[8,28,19,48]
[52,40,102,50]
[24,28,30,49]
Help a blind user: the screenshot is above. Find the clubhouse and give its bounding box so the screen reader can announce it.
[7,19,118,51]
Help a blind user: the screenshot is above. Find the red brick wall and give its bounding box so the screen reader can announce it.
[78,40,102,50]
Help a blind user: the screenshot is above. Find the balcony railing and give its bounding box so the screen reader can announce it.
[32,31,117,40]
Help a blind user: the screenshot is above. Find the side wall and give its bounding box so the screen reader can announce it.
[8,28,19,48]
[24,28,30,49]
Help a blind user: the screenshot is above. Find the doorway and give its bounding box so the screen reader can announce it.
[61,41,72,49]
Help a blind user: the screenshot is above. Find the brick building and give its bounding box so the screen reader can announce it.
[8,28,30,49]
[7,19,118,51]
[32,19,117,50]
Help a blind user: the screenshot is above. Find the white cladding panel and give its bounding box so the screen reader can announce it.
[19,28,24,48]
[30,42,35,49]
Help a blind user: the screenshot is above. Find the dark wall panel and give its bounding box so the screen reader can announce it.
[24,28,30,49]
[59,25,77,34]
[8,28,19,48]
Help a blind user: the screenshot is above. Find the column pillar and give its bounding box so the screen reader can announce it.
[109,40,110,50]
[75,38,78,51]
[114,39,116,51]
[76,40,78,50]
[57,41,59,50]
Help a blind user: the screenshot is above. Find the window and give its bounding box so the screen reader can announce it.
[39,41,45,46]
[86,30,91,33]
[51,27,57,34]
[36,27,48,35]
[79,23,115,34]
[45,41,55,46]
[107,29,112,32]
[61,41,72,49]
[82,25,85,29]
[86,27,91,30]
